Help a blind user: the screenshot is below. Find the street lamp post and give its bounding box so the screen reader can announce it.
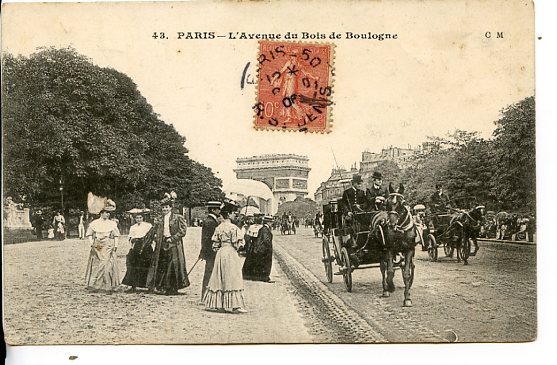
[56,154,64,212]
[59,178,64,212]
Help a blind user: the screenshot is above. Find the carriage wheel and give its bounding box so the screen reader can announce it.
[460,237,472,264]
[340,247,353,292]
[427,234,438,261]
[322,237,333,283]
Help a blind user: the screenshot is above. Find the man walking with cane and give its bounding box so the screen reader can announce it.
[199,201,222,300]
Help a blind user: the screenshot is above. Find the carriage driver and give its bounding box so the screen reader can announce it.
[430,183,451,214]
[341,174,367,215]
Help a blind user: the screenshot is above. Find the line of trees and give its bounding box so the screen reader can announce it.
[374,96,535,213]
[2,47,223,212]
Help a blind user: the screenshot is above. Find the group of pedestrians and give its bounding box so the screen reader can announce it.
[83,193,274,314]
[32,210,87,240]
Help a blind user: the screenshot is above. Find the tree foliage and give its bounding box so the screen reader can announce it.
[492,96,535,211]
[2,47,223,211]
[276,197,319,219]
[398,97,535,213]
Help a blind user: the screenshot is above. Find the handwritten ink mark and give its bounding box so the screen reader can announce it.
[241,62,250,90]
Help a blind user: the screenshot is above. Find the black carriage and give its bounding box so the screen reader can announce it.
[424,210,472,263]
[321,199,399,292]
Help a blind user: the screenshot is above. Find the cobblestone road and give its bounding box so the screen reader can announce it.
[3,228,313,345]
[275,227,537,343]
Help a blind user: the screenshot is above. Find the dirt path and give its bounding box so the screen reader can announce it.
[3,228,313,345]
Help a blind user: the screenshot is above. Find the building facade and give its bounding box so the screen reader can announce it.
[314,143,441,207]
[234,154,310,214]
[314,166,359,207]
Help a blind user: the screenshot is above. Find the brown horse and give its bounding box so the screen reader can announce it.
[382,183,417,307]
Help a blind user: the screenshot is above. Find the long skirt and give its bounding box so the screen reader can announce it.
[122,242,153,288]
[203,244,246,311]
[242,248,272,282]
[85,238,120,291]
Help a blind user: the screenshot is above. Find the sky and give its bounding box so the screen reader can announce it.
[2,0,535,196]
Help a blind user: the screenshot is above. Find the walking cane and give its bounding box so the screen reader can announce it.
[187,258,201,276]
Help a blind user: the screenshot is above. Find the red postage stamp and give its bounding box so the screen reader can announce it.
[253,41,334,133]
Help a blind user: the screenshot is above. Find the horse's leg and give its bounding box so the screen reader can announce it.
[386,250,395,292]
[402,249,415,307]
[380,254,389,297]
[471,236,479,256]
[456,229,462,263]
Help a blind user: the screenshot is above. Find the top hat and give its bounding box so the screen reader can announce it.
[372,172,383,180]
[352,174,363,184]
[263,215,274,223]
[206,201,222,209]
[160,191,177,206]
[102,199,116,212]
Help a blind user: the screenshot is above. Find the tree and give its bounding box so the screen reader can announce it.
[2,47,223,211]
[276,197,319,219]
[492,96,535,212]
[371,160,401,187]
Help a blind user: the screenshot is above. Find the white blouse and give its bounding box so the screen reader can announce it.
[128,222,153,240]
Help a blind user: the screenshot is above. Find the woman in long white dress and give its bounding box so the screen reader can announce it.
[85,199,120,293]
[203,202,247,313]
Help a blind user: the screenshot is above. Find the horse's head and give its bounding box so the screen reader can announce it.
[469,205,485,222]
[386,183,406,212]
[385,183,413,230]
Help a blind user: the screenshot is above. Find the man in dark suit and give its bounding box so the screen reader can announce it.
[199,201,221,298]
[430,183,451,214]
[147,192,190,295]
[366,171,387,211]
[341,174,367,215]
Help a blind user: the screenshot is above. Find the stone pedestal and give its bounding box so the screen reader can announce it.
[4,206,33,229]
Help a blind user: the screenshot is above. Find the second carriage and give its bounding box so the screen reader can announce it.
[423,210,473,264]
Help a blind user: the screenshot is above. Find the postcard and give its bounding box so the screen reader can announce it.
[2,0,538,352]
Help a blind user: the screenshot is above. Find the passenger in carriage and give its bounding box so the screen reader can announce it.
[365,171,387,211]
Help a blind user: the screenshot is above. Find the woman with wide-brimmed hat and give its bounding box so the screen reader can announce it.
[122,208,154,292]
[203,200,247,313]
[85,199,121,293]
[146,192,190,295]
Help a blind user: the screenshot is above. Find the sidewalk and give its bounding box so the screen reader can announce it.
[3,228,314,344]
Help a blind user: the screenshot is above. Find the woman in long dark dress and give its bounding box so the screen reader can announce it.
[122,208,154,292]
[242,215,263,280]
[242,215,273,282]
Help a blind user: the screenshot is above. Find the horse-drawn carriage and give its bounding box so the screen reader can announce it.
[280,215,296,235]
[424,205,485,265]
[321,184,418,307]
